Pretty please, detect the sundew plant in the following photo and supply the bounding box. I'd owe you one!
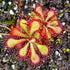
[1,5,62,65]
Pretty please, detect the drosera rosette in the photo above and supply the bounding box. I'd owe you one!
[31,5,62,40]
[6,19,49,65]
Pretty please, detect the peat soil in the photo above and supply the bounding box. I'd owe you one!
[0,0,70,70]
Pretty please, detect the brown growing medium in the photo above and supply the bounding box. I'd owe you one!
[19,0,22,17]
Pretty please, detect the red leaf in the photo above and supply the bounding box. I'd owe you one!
[29,20,41,36]
[45,10,55,22]
[10,27,28,38]
[41,26,51,40]
[30,43,40,64]
[6,38,26,49]
[19,42,29,58]
[35,5,44,20]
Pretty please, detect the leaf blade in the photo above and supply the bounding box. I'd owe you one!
[35,43,48,55]
[30,43,40,64]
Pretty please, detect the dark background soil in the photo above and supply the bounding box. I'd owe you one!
[0,0,70,70]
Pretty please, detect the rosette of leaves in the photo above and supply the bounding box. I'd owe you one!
[6,19,49,65]
[31,5,62,40]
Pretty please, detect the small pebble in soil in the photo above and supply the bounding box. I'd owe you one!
[0,9,1,11]
[36,0,38,3]
[55,51,60,56]
[14,5,18,10]
[0,35,2,38]
[9,10,14,15]
[24,5,28,9]
[28,13,31,16]
[2,1,5,6]
[11,64,15,69]
[32,4,36,8]
[4,11,8,13]
[8,1,12,5]
[66,1,69,4]
[3,57,7,62]
[60,10,63,12]
[62,22,65,26]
